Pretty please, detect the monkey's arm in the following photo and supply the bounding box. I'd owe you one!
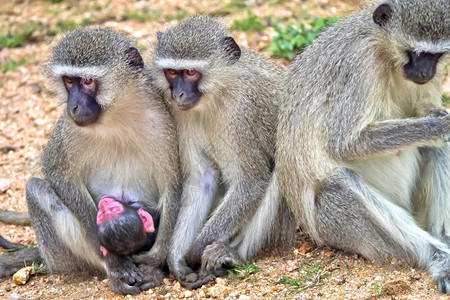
[0,210,30,226]
[327,115,450,161]
[184,174,267,269]
[29,175,144,295]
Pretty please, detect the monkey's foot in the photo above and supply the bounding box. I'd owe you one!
[430,250,450,294]
[137,264,165,291]
[201,241,244,274]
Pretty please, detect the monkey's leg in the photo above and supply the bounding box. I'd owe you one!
[317,169,450,293]
[26,178,101,274]
[414,144,450,241]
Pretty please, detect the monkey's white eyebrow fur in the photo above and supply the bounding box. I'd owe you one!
[51,65,109,78]
[413,40,450,53]
[154,58,209,70]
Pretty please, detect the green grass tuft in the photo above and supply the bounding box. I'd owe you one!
[269,16,340,60]
[443,94,450,106]
[0,57,33,72]
[228,262,261,281]
[372,283,384,296]
[123,9,159,23]
[276,262,330,295]
[231,10,267,32]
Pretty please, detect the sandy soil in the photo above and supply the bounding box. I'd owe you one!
[1,0,449,299]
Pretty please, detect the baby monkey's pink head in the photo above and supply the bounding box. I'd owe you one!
[97,195,155,256]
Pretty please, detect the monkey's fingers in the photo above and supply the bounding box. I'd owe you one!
[138,265,165,291]
[180,273,216,290]
[201,241,244,273]
[110,263,143,285]
[109,278,141,295]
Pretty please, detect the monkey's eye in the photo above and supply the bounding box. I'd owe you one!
[84,78,93,85]
[168,69,177,75]
[185,69,196,76]
[63,76,73,84]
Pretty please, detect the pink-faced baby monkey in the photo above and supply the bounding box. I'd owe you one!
[97,196,156,257]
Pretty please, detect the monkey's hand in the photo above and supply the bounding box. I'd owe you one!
[167,256,194,281]
[167,255,215,289]
[136,264,165,291]
[133,243,166,267]
[106,255,143,295]
[417,102,448,118]
[201,241,244,275]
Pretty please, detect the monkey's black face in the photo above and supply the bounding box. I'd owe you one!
[164,69,202,110]
[403,51,444,85]
[63,76,101,126]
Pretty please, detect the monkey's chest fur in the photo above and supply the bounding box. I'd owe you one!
[347,87,432,211]
[348,149,421,211]
[69,114,167,212]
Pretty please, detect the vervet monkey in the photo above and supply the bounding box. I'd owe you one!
[276,0,450,293]
[0,27,181,295]
[152,15,295,289]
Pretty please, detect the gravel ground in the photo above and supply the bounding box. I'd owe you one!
[1,0,450,299]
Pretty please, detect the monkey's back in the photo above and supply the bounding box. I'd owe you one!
[277,10,376,190]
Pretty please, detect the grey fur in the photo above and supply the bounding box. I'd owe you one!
[276,0,450,294]
[0,27,181,294]
[152,15,295,288]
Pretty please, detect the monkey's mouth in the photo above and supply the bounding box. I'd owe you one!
[174,99,201,111]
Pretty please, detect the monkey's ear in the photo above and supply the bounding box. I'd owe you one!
[221,36,241,65]
[125,47,144,69]
[157,31,164,41]
[100,246,108,256]
[137,209,155,233]
[373,3,392,26]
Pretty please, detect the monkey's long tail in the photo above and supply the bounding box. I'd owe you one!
[0,209,30,226]
[0,247,41,277]
[234,170,296,260]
